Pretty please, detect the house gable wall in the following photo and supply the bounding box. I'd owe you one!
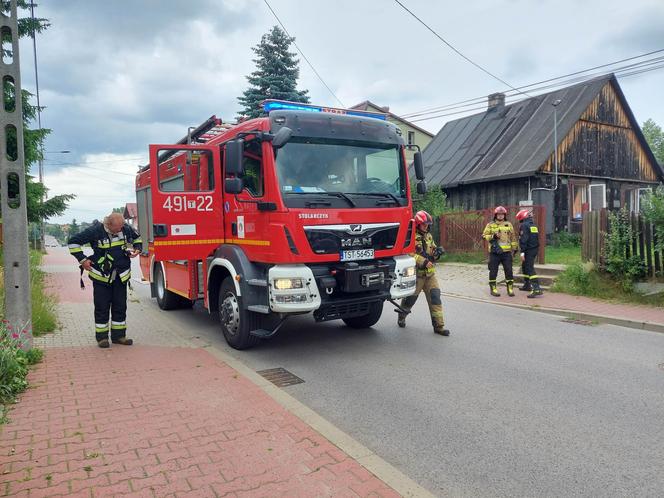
[541,82,659,183]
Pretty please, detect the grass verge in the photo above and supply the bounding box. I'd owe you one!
[0,322,44,424]
[551,263,664,307]
[0,250,58,336]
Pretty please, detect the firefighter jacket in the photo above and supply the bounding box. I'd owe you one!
[482,220,518,253]
[68,221,142,285]
[411,231,440,276]
[519,218,540,252]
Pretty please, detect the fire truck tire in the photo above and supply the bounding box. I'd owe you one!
[342,301,383,329]
[154,264,180,310]
[218,277,259,350]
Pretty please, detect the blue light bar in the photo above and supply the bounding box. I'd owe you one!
[262,99,387,121]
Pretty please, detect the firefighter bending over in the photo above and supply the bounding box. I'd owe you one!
[482,206,518,297]
[397,210,450,336]
[68,213,142,348]
[516,209,543,298]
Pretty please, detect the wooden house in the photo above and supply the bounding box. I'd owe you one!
[422,74,664,233]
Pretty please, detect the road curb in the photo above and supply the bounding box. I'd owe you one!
[442,292,664,334]
[198,341,436,498]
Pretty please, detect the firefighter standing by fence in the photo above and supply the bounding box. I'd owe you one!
[68,212,142,348]
[516,209,543,298]
[397,210,450,336]
[482,206,518,297]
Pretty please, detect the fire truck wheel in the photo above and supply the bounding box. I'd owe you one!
[218,277,259,350]
[154,264,180,310]
[342,301,384,329]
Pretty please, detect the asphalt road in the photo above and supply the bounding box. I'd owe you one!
[132,279,664,497]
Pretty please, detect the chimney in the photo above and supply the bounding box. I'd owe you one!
[488,92,505,111]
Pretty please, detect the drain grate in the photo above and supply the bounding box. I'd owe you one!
[561,317,596,326]
[257,367,304,387]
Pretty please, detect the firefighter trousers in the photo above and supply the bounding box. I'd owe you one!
[399,274,444,331]
[488,251,514,285]
[93,277,128,342]
[521,249,540,289]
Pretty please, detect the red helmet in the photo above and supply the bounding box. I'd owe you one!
[494,206,507,215]
[414,210,433,230]
[516,209,531,222]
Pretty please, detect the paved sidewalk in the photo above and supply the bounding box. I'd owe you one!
[439,263,664,332]
[0,249,410,497]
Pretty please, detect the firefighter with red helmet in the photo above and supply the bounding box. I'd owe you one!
[397,210,450,336]
[516,209,543,298]
[482,206,518,297]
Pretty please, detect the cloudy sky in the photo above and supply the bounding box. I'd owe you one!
[17,0,664,224]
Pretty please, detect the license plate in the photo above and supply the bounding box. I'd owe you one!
[340,249,374,261]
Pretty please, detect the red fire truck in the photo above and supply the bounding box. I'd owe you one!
[135,100,427,349]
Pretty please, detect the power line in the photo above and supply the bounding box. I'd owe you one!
[408,61,664,123]
[262,0,345,107]
[393,0,529,98]
[44,156,144,164]
[401,48,664,119]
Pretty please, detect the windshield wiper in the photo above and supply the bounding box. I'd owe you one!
[357,192,402,205]
[326,192,357,207]
[286,191,356,207]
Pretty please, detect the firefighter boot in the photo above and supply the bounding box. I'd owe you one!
[489,282,500,297]
[397,313,406,328]
[434,327,450,336]
[112,337,134,345]
[97,339,110,349]
[527,279,543,298]
[506,280,515,297]
[519,280,532,291]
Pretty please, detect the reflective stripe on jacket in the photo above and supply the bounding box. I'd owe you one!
[68,221,142,284]
[482,221,518,252]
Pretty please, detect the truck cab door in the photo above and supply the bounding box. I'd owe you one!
[149,144,223,261]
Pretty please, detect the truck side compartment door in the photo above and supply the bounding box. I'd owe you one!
[149,144,223,261]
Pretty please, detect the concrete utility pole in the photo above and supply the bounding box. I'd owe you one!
[1,0,33,348]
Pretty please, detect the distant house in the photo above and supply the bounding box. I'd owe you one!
[422,74,664,233]
[350,101,434,163]
[124,202,138,229]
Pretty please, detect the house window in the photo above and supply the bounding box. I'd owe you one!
[571,184,587,221]
[626,187,652,212]
[589,184,606,211]
[407,131,415,146]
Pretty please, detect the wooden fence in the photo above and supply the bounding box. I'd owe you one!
[582,209,663,278]
[439,205,546,263]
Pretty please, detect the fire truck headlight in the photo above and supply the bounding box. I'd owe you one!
[274,277,304,290]
[403,265,416,278]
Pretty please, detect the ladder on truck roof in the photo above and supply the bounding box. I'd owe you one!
[140,115,234,171]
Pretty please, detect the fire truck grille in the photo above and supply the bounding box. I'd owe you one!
[313,301,372,322]
[305,225,399,255]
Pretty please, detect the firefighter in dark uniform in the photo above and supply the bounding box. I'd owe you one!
[482,206,518,297]
[397,210,450,336]
[516,209,543,298]
[68,212,142,348]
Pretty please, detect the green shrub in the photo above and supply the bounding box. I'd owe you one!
[1,322,43,422]
[550,231,581,248]
[552,263,598,295]
[603,209,645,292]
[641,185,664,251]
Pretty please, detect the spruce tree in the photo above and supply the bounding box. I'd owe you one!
[237,26,309,119]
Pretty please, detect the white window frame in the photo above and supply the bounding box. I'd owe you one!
[589,184,606,211]
[407,130,415,146]
[634,187,652,212]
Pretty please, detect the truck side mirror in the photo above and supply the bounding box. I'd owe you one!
[225,177,244,194]
[271,126,292,149]
[225,139,244,176]
[417,181,427,195]
[413,151,425,180]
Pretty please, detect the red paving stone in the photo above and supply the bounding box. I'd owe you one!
[0,346,400,497]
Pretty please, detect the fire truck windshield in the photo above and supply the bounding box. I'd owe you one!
[275,138,406,207]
